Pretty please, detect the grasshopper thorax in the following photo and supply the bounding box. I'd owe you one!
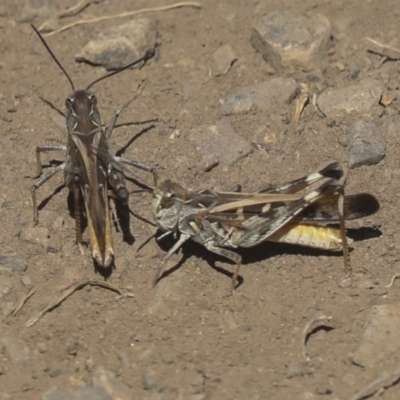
[152,181,187,232]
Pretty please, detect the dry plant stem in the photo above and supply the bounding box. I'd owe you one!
[26,281,121,327]
[37,0,96,32]
[313,95,326,117]
[12,287,37,317]
[293,83,308,124]
[365,37,400,60]
[379,56,388,66]
[43,2,202,37]
[351,368,400,400]
[3,287,37,321]
[385,273,400,288]
[301,315,333,361]
[57,0,93,18]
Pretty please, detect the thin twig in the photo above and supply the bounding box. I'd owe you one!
[43,2,202,37]
[385,273,400,288]
[365,37,400,61]
[351,368,400,400]
[37,0,97,32]
[26,280,121,327]
[3,287,37,321]
[58,0,93,18]
[301,314,333,361]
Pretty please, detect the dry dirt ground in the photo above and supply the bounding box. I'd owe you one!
[1,0,400,399]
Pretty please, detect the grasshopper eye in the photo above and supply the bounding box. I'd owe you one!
[65,97,74,108]
[88,94,97,105]
[160,190,176,209]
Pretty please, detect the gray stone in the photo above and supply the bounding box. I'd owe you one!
[370,285,388,296]
[21,275,32,286]
[353,302,400,367]
[1,302,14,317]
[41,387,68,400]
[286,362,310,378]
[92,367,131,399]
[219,78,299,115]
[211,44,237,76]
[251,11,331,73]
[0,337,29,364]
[47,361,68,378]
[20,226,50,247]
[37,342,47,354]
[0,275,13,299]
[189,118,253,170]
[18,0,55,22]
[348,120,385,168]
[36,210,60,230]
[0,253,27,273]
[142,368,157,390]
[42,386,112,400]
[51,216,65,232]
[317,81,382,116]
[71,387,112,400]
[76,18,157,70]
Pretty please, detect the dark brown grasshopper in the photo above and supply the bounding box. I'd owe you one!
[31,25,157,268]
[152,162,379,289]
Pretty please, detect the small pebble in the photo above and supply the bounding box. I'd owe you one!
[348,120,386,168]
[21,275,32,286]
[211,44,237,75]
[0,253,27,273]
[76,18,157,70]
[20,227,49,246]
[317,81,382,116]
[251,11,331,72]
[370,285,388,296]
[37,342,47,354]
[339,277,352,288]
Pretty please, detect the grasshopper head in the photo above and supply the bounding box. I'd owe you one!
[152,180,187,232]
[66,90,102,134]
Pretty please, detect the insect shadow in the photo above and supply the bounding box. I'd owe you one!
[241,226,382,266]
[154,232,245,287]
[154,226,382,288]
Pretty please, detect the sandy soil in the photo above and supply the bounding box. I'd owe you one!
[0,0,399,399]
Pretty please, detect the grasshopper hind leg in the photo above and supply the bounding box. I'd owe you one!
[72,183,84,245]
[337,185,350,274]
[204,243,242,291]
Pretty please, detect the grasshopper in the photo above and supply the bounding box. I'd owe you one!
[152,162,379,289]
[31,25,157,268]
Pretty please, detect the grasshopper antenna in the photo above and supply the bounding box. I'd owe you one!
[86,49,155,91]
[31,24,75,91]
[31,23,154,93]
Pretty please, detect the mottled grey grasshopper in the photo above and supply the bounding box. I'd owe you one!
[152,162,379,289]
[31,25,157,268]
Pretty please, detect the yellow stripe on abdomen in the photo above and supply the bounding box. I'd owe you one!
[268,224,345,251]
